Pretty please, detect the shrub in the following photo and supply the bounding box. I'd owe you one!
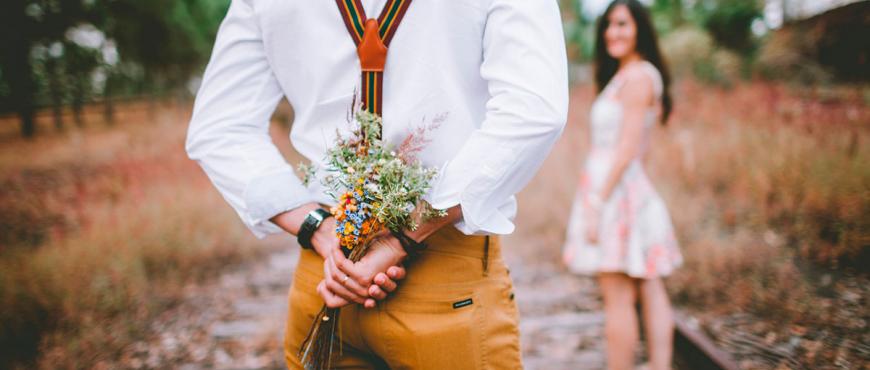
[755,29,833,84]
[701,0,762,52]
[662,26,743,86]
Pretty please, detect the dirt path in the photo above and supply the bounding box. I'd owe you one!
[133,240,608,369]
[124,248,294,369]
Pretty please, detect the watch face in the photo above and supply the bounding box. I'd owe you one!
[310,211,324,223]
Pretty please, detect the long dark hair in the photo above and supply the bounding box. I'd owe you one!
[594,0,673,124]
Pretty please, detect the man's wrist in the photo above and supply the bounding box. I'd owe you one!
[391,229,427,259]
[383,236,409,262]
[269,202,320,235]
[404,205,462,242]
[311,223,338,258]
[298,208,332,250]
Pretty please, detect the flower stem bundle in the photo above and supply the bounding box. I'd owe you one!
[297,107,445,369]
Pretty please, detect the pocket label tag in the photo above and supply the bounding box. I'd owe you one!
[452,298,473,309]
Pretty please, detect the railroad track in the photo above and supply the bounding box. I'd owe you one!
[673,312,740,370]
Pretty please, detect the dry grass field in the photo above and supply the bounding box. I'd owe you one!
[0,100,298,368]
[508,79,869,368]
[0,78,867,368]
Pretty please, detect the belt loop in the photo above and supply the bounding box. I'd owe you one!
[482,236,490,276]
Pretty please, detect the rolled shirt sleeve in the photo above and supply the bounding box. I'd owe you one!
[427,0,569,235]
[185,0,315,239]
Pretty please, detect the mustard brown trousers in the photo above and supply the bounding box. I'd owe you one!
[283,226,523,369]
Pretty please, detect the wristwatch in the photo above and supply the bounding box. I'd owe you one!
[297,208,332,250]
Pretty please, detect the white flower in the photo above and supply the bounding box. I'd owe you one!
[48,42,64,58]
[65,24,105,50]
[101,40,119,66]
[346,167,355,173]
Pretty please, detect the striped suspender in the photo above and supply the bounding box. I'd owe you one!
[335,0,413,116]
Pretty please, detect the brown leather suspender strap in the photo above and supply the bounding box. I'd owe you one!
[335,0,413,116]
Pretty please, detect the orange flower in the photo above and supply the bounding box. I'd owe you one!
[343,236,358,249]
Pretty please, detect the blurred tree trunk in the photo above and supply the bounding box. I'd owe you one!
[12,60,36,138]
[145,71,157,120]
[72,78,85,127]
[103,74,115,125]
[2,0,36,138]
[47,58,65,131]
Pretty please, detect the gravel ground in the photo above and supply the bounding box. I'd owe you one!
[120,238,616,370]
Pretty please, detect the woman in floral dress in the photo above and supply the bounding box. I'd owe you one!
[562,1,683,369]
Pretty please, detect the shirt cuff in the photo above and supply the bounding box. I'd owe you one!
[426,163,517,236]
[243,168,315,239]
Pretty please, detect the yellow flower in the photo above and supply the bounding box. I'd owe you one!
[343,223,355,235]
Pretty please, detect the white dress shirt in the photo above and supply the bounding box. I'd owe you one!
[186,0,569,239]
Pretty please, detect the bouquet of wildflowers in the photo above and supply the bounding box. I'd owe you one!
[297,104,445,369]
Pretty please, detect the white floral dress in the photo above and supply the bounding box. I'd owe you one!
[562,61,683,279]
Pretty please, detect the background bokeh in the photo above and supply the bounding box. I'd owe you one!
[1,0,867,369]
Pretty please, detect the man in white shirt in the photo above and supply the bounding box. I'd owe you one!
[186,0,568,368]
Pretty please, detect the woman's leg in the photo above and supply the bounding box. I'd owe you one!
[638,278,674,370]
[598,273,639,370]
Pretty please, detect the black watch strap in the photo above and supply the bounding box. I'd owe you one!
[298,208,332,250]
[390,229,427,258]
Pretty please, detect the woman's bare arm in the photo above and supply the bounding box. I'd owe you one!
[596,68,655,202]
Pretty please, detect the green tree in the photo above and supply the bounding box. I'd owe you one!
[0,0,94,137]
[700,0,762,52]
[0,0,40,138]
[652,0,687,31]
[98,0,229,97]
[0,0,230,137]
